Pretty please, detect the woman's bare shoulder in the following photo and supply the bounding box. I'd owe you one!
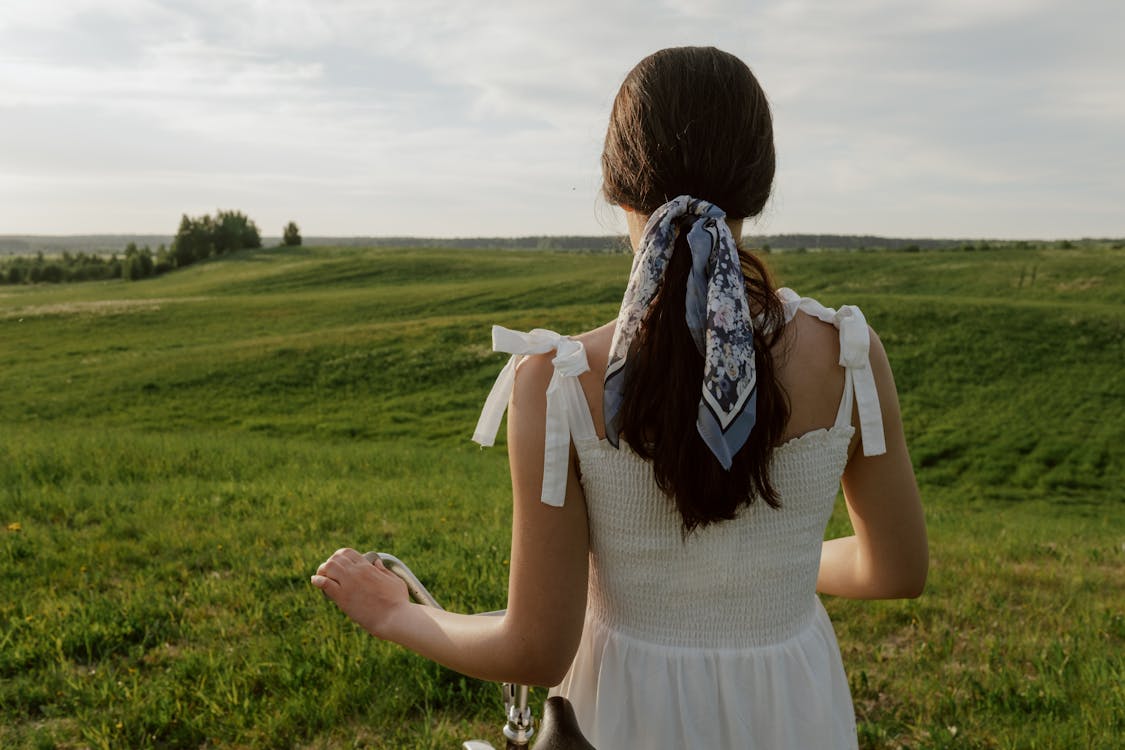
[568,323,615,439]
[776,309,847,440]
[571,322,615,376]
[787,308,841,360]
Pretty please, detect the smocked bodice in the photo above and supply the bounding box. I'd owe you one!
[574,426,852,649]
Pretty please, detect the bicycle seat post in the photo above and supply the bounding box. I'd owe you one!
[501,682,534,747]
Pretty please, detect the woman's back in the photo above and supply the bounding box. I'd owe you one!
[549,291,874,747]
[567,293,856,641]
[576,423,852,647]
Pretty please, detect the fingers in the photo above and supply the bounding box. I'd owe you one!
[316,548,362,574]
[312,548,376,592]
[334,547,367,563]
[310,573,338,592]
[311,548,411,638]
[323,548,365,570]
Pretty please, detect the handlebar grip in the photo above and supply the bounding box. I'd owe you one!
[363,551,445,609]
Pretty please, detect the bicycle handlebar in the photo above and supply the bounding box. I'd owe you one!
[362,551,546,748]
[363,551,445,609]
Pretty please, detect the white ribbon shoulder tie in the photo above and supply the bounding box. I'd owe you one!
[777,289,886,457]
[834,305,886,456]
[472,325,591,506]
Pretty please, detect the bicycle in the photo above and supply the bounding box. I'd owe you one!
[364,552,595,750]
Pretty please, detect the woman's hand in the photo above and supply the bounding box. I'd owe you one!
[311,548,410,637]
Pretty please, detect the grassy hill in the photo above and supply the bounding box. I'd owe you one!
[1,244,1122,748]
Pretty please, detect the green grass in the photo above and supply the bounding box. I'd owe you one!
[1,244,1122,749]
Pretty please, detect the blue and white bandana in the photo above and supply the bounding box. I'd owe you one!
[604,195,757,470]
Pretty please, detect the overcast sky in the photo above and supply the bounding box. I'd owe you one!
[2,0,1122,239]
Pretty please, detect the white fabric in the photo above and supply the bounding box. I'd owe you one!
[474,293,883,748]
[776,288,886,456]
[553,429,859,748]
[473,325,594,506]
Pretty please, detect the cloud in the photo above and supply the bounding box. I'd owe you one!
[0,0,1121,237]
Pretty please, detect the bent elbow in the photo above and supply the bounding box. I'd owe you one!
[892,555,929,599]
[871,573,925,600]
[898,573,926,599]
[530,663,571,689]
[506,656,571,689]
[883,533,928,599]
[497,625,577,688]
[517,645,577,687]
[865,554,927,599]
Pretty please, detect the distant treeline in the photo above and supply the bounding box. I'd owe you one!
[1,250,129,285]
[0,240,202,285]
[1,230,1118,286]
[744,236,1118,253]
[0,235,175,256]
[272,234,1123,253]
[0,210,278,285]
[5,232,1119,258]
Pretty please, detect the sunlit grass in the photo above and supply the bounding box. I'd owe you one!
[1,243,1122,748]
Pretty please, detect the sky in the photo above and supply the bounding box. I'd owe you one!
[1,0,1122,240]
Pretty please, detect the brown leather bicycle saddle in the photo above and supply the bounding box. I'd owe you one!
[533,697,595,750]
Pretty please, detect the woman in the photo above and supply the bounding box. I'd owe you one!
[312,46,927,747]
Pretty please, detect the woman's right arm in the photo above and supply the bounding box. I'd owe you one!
[311,351,589,687]
[817,328,928,599]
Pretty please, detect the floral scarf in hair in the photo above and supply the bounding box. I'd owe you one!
[604,195,757,470]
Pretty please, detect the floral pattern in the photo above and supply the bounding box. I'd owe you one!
[604,196,758,469]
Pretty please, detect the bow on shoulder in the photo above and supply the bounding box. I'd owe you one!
[473,326,590,506]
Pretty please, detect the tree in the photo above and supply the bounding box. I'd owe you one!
[282,221,302,247]
[40,263,64,283]
[137,247,154,278]
[123,243,155,281]
[169,210,262,271]
[123,254,140,281]
[170,214,214,267]
[213,210,262,254]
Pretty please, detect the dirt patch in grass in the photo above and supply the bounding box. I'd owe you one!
[3,297,209,319]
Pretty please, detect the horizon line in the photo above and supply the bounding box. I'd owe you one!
[2,231,1122,243]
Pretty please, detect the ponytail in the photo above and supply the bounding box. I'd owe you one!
[616,221,789,532]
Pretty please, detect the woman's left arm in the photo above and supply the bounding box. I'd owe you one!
[311,352,590,687]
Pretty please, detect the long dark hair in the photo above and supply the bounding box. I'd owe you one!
[602,47,788,532]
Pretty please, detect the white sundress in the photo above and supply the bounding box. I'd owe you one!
[473,289,885,749]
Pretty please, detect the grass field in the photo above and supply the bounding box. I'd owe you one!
[1,243,1122,749]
